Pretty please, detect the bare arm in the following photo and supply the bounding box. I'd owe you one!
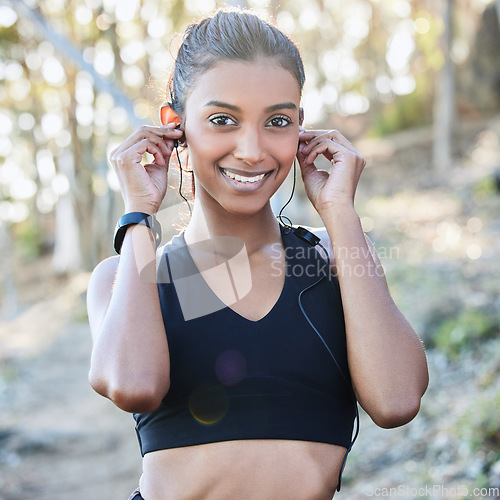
[87,225,170,413]
[314,215,428,428]
[87,123,182,413]
[297,128,428,428]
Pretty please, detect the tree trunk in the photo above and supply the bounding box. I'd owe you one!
[51,149,82,273]
[496,0,500,31]
[432,0,456,171]
[0,222,19,319]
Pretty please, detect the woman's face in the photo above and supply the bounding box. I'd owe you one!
[182,58,301,216]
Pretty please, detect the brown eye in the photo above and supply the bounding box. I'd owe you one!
[209,115,236,126]
[267,116,291,128]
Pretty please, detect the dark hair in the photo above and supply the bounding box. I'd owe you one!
[167,8,305,115]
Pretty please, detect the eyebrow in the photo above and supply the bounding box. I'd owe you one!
[204,100,297,113]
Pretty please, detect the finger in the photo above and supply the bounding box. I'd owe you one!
[113,132,173,165]
[301,132,354,157]
[142,142,169,167]
[297,156,319,177]
[137,132,173,160]
[116,139,167,168]
[144,162,169,180]
[134,122,180,136]
[140,128,181,156]
[304,140,351,165]
[298,129,327,142]
[144,124,184,138]
[298,129,331,147]
[301,130,358,156]
[298,130,332,155]
[296,148,326,178]
[296,158,330,197]
[113,125,182,157]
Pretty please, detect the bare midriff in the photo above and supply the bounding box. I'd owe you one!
[139,439,346,500]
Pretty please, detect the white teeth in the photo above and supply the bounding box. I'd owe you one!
[222,169,266,183]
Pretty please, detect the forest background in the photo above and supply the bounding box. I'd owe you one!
[0,0,499,498]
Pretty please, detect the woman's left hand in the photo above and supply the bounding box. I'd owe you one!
[296,128,366,215]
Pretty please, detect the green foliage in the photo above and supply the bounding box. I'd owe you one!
[433,308,498,359]
[456,386,500,461]
[12,219,44,260]
[473,175,497,200]
[453,340,500,484]
[0,360,22,385]
[0,25,19,47]
[369,85,431,137]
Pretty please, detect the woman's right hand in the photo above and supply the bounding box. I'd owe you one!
[109,124,183,215]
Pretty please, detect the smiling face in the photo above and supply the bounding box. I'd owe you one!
[182,58,301,217]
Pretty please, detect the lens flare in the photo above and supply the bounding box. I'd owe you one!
[189,385,229,426]
[215,349,247,386]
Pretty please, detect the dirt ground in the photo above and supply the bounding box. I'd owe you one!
[0,269,142,500]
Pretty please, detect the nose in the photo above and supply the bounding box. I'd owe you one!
[233,127,266,166]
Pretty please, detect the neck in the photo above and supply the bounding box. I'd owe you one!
[184,195,282,257]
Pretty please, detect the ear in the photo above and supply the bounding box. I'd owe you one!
[299,107,304,126]
[160,103,181,127]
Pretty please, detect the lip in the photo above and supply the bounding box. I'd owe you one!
[219,166,273,192]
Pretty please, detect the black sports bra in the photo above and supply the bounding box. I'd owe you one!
[134,223,356,456]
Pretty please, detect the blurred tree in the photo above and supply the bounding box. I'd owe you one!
[0,221,18,318]
[432,0,456,171]
[460,3,500,114]
[9,0,144,271]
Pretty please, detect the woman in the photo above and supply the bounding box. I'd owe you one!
[87,8,428,500]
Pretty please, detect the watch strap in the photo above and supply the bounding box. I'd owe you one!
[113,212,162,254]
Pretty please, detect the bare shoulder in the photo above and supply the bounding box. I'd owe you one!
[87,256,120,340]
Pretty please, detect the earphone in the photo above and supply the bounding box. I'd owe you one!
[160,104,192,215]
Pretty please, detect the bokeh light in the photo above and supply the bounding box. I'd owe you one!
[0,5,18,27]
[189,385,229,425]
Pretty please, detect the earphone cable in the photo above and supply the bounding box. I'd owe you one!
[175,145,192,217]
[297,240,360,492]
[276,159,297,232]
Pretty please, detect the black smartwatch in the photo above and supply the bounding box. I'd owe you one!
[113,212,162,254]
